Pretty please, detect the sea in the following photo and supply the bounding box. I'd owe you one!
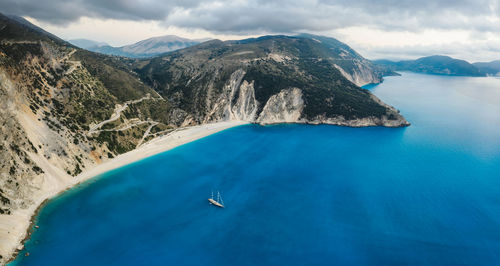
[11,72,500,265]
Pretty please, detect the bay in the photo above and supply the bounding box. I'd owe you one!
[12,72,500,265]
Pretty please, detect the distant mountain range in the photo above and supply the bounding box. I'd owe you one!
[69,35,208,58]
[375,55,489,77]
[472,60,500,76]
[68,39,108,49]
[70,38,500,77]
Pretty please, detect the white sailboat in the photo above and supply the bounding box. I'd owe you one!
[208,190,225,208]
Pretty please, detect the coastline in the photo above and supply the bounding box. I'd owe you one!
[0,120,248,265]
[0,117,407,265]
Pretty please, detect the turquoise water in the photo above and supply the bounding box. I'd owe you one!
[12,72,500,265]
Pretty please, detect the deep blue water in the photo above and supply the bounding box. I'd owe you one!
[11,72,500,265]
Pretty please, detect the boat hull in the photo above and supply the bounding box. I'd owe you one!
[208,198,224,208]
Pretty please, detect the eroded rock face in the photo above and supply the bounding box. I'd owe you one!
[203,69,303,124]
[204,69,256,122]
[257,88,304,124]
[230,80,258,121]
[334,63,383,87]
[201,69,409,127]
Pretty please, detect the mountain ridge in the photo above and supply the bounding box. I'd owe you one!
[473,60,500,76]
[375,55,486,76]
[72,35,205,58]
[132,34,408,126]
[68,39,108,49]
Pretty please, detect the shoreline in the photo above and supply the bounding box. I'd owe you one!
[0,118,406,265]
[1,120,248,265]
[6,199,48,265]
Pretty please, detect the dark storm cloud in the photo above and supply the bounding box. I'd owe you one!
[1,0,499,33]
[0,0,208,23]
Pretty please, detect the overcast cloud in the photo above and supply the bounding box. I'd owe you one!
[2,0,500,61]
[2,0,499,33]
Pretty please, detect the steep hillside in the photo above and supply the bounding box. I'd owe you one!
[376,55,485,76]
[473,60,500,76]
[0,12,180,231]
[133,36,408,126]
[298,34,397,86]
[84,35,202,58]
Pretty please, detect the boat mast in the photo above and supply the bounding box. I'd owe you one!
[218,191,224,205]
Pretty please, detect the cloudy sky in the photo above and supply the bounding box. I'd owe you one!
[2,0,500,61]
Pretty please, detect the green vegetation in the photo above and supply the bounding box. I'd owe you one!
[375,55,486,76]
[473,60,500,75]
[135,35,394,121]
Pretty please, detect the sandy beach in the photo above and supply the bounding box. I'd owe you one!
[0,120,247,265]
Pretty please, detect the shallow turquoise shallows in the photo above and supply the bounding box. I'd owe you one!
[11,72,500,265]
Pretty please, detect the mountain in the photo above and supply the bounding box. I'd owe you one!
[3,15,64,43]
[68,39,108,49]
[297,34,398,86]
[83,35,204,58]
[375,55,486,76]
[0,13,408,263]
[473,60,500,76]
[132,35,408,126]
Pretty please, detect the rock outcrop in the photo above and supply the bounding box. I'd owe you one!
[334,63,382,87]
[257,88,304,124]
[190,66,407,127]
